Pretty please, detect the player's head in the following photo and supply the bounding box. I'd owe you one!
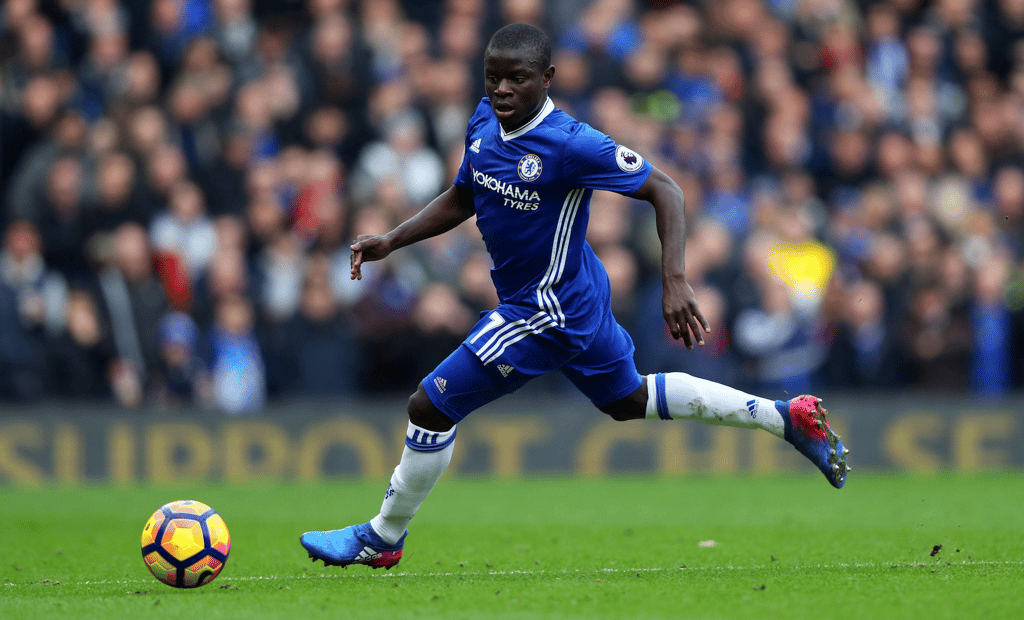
[483,23,554,130]
[486,23,552,70]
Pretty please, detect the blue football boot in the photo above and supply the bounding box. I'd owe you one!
[777,395,850,488]
[300,523,405,569]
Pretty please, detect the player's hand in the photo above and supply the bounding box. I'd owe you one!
[662,276,710,349]
[350,235,394,280]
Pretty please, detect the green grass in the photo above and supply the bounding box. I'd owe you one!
[2,473,1024,619]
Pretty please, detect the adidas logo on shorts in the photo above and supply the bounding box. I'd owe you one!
[497,364,513,377]
[434,377,447,393]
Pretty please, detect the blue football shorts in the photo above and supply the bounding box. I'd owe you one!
[423,305,643,423]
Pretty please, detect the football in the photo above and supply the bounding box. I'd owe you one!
[141,500,231,588]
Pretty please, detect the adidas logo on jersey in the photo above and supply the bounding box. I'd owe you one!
[746,399,758,419]
[497,364,513,377]
[470,138,481,153]
[434,376,447,393]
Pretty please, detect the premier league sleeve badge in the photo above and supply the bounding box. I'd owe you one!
[615,145,644,173]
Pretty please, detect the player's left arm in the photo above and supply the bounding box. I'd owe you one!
[629,167,710,349]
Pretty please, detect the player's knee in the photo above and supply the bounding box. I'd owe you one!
[598,399,645,421]
[601,407,636,422]
[598,383,647,421]
[407,385,455,432]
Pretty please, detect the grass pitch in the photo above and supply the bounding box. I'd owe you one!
[2,473,1023,619]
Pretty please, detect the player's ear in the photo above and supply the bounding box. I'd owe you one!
[542,65,555,88]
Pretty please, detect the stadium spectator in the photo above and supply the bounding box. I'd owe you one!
[5,112,89,226]
[208,292,265,413]
[1012,259,1024,387]
[0,276,45,401]
[87,151,142,237]
[820,279,900,389]
[156,310,205,406]
[0,220,68,337]
[270,265,361,397]
[38,155,91,281]
[972,255,1014,395]
[351,110,445,207]
[2,77,71,221]
[734,278,825,395]
[149,180,218,277]
[46,288,116,400]
[95,222,170,399]
[899,279,973,391]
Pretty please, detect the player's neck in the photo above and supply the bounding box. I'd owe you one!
[500,97,549,134]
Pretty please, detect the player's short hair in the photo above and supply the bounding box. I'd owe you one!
[485,23,552,70]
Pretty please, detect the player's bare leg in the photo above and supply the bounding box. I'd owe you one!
[601,374,849,488]
[300,386,455,569]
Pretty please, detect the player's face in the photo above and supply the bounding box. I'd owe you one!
[483,48,554,130]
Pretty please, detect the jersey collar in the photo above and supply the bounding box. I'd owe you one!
[499,97,554,142]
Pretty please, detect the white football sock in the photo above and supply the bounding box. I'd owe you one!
[645,373,784,437]
[370,422,456,545]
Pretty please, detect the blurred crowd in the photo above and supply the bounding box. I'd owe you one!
[2,0,1024,412]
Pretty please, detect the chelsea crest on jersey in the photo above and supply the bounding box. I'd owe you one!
[454,96,652,344]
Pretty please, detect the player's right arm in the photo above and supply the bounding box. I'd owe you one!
[350,184,475,280]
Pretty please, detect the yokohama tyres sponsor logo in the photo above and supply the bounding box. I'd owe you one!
[472,169,541,211]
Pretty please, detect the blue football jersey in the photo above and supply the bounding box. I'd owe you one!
[454,97,652,350]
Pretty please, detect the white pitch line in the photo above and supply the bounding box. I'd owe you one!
[4,560,1023,589]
